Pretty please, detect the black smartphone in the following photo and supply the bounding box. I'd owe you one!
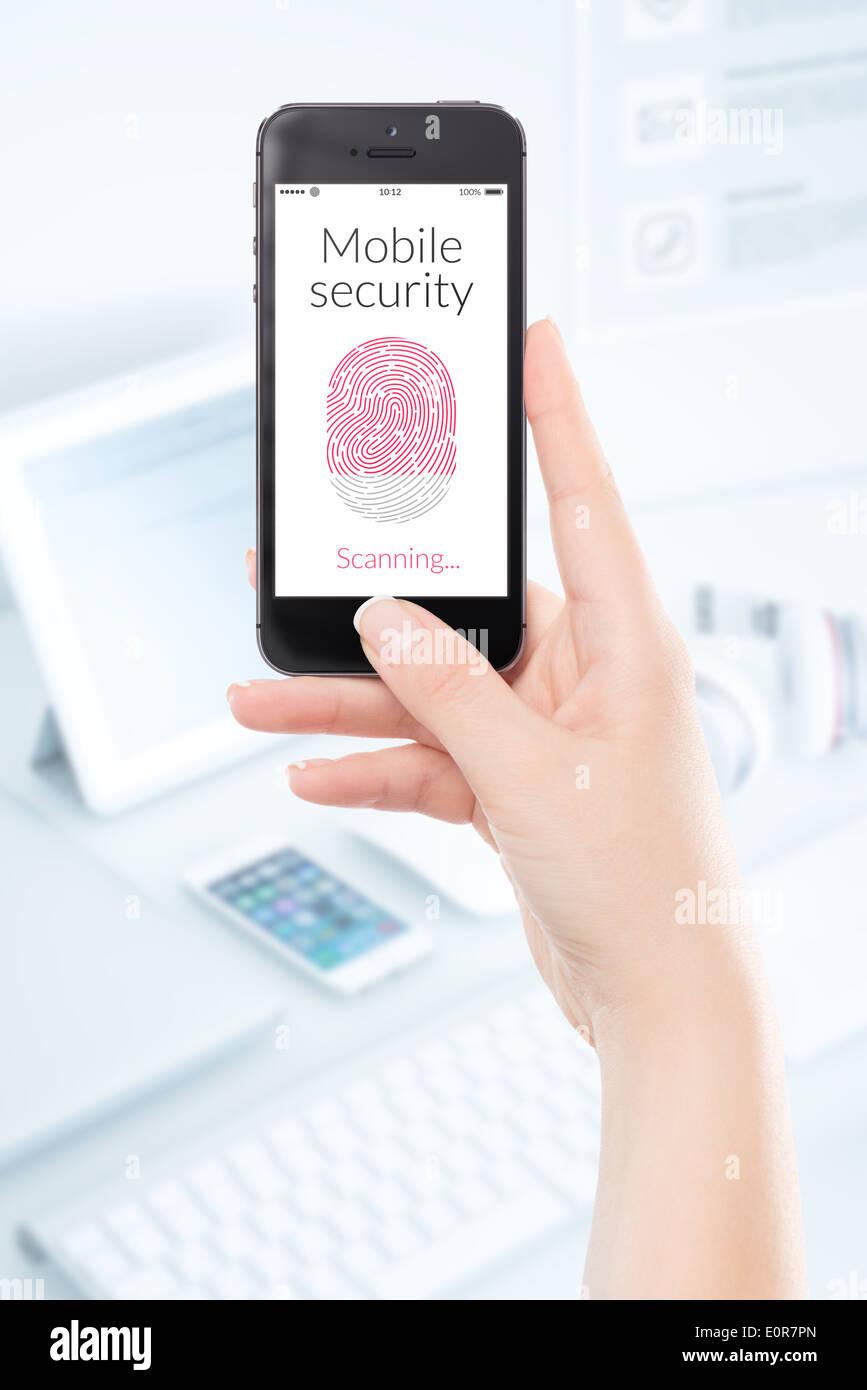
[255,102,525,675]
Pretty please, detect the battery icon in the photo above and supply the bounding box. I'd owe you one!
[484,187,504,195]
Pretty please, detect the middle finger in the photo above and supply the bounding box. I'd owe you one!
[227,674,437,744]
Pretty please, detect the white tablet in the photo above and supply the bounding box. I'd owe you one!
[0,343,273,813]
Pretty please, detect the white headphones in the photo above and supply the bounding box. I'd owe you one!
[690,586,867,795]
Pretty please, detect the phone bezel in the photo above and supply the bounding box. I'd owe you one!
[255,102,526,675]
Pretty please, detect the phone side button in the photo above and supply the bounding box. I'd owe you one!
[253,284,257,304]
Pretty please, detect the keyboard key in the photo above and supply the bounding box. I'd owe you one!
[227,1139,286,1200]
[415,1197,461,1240]
[437,1101,477,1139]
[299,1263,361,1301]
[377,1219,425,1260]
[451,1022,490,1053]
[306,1098,344,1131]
[249,1199,296,1241]
[340,1239,387,1282]
[354,1103,399,1137]
[461,1049,501,1082]
[248,1244,297,1286]
[372,1186,568,1301]
[315,1122,362,1158]
[288,1180,331,1218]
[106,1204,168,1263]
[327,1159,370,1196]
[61,1225,128,1284]
[573,1156,599,1206]
[327,1200,373,1243]
[274,1141,321,1179]
[172,1241,215,1282]
[440,1142,483,1178]
[489,1004,525,1033]
[149,1180,210,1242]
[288,1222,335,1264]
[418,1041,455,1071]
[387,1086,431,1120]
[364,1140,408,1177]
[213,1219,258,1262]
[401,1120,448,1157]
[187,1159,248,1220]
[380,1060,418,1089]
[474,1121,520,1159]
[344,1079,384,1114]
[114,1263,180,1300]
[266,1119,305,1158]
[452,1178,497,1217]
[487,1159,534,1197]
[365,1180,412,1219]
[208,1265,259,1300]
[426,1068,469,1102]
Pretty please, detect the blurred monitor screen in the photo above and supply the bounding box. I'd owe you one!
[571,2,867,504]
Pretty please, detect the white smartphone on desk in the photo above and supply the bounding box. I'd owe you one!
[186,835,432,995]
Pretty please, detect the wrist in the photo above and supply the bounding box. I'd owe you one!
[590,924,777,1069]
[583,928,806,1300]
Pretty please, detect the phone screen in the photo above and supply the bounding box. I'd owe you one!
[209,847,410,972]
[273,183,508,600]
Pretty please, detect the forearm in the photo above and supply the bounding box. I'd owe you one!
[584,947,808,1300]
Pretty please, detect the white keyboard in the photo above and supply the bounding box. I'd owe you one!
[25,983,600,1301]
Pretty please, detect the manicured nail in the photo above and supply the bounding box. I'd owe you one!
[226,679,269,700]
[352,594,397,634]
[353,595,420,662]
[286,758,332,777]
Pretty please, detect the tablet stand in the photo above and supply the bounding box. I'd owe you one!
[29,707,81,802]
[31,707,65,768]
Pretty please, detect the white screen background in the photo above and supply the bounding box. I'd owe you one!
[274,183,508,597]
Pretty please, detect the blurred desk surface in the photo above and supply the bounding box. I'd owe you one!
[1,604,866,1299]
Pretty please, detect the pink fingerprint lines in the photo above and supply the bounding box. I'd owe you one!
[326,337,456,523]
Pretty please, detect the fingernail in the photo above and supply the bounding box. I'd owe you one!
[352,594,397,635]
[353,595,418,660]
[545,316,563,340]
[226,679,268,700]
[286,758,332,777]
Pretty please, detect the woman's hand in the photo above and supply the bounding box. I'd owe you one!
[229,319,740,1042]
[229,319,807,1297]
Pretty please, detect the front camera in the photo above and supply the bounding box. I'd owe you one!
[385,124,398,137]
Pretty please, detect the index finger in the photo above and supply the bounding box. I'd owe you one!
[524,318,652,609]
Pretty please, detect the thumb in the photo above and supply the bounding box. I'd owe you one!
[353,595,547,799]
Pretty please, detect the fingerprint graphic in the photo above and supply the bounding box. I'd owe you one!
[326,337,456,523]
